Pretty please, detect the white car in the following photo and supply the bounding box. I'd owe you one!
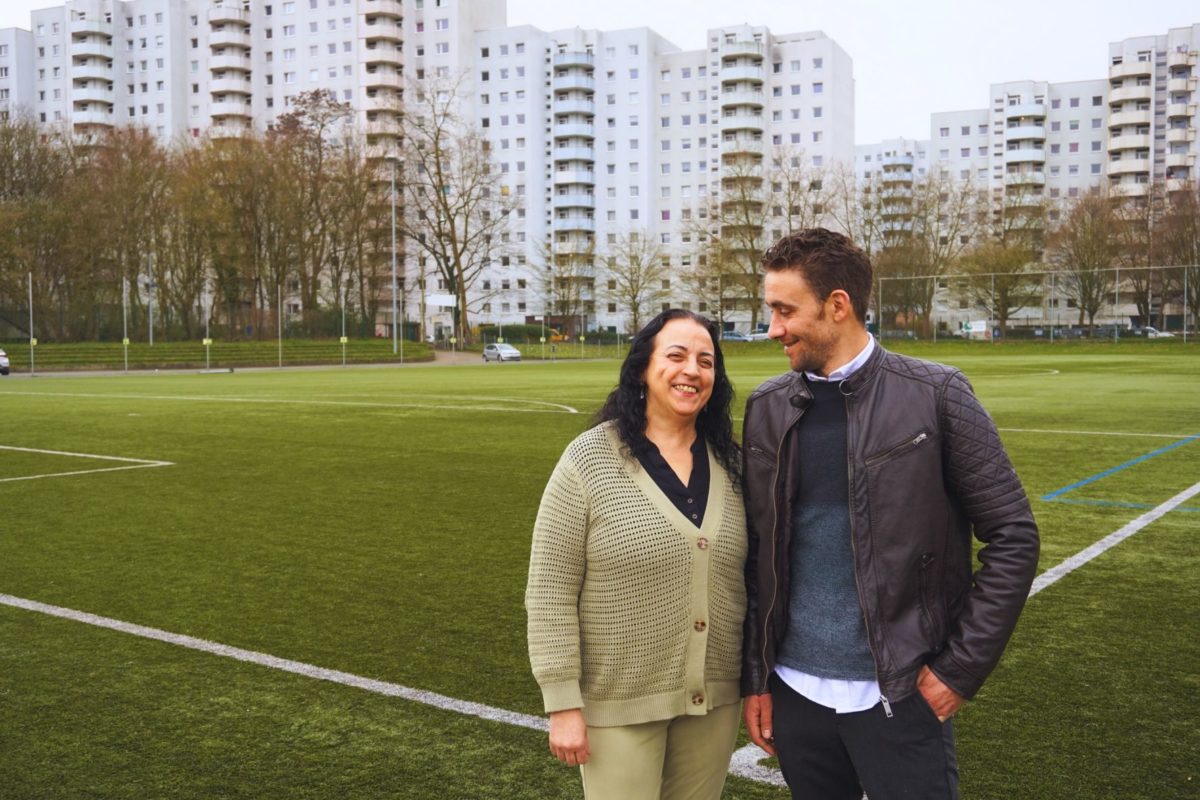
[1141,327,1174,339]
[0,348,9,376]
[482,343,522,362]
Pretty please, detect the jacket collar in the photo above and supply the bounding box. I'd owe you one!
[786,339,886,406]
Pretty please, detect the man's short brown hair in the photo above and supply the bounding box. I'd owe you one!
[761,228,873,323]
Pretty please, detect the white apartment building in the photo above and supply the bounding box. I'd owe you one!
[2,0,857,334]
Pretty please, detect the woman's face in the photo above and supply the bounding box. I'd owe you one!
[642,318,717,426]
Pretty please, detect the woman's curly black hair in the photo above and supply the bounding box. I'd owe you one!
[593,309,742,484]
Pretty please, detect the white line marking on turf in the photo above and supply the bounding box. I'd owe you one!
[1029,480,1200,597]
[0,593,550,733]
[997,427,1190,439]
[0,390,579,415]
[729,744,787,786]
[0,445,174,484]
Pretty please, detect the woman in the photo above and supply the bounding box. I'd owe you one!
[525,309,747,799]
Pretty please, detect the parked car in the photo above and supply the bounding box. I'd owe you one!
[482,343,522,362]
[1139,326,1175,339]
[0,348,9,376]
[720,331,752,342]
[748,331,772,341]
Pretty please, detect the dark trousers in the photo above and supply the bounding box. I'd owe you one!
[770,672,959,800]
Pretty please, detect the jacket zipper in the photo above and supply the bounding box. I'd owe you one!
[759,405,805,694]
[864,431,929,468]
[845,392,893,717]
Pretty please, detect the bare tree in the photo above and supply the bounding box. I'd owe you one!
[1157,183,1200,331]
[604,231,668,333]
[958,238,1040,336]
[534,238,596,337]
[1048,188,1119,329]
[396,76,518,343]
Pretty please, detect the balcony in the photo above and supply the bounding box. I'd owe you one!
[1165,178,1191,192]
[1168,50,1197,68]
[553,193,596,209]
[1003,148,1046,164]
[881,169,913,184]
[364,119,403,137]
[721,111,764,131]
[209,28,252,49]
[70,39,113,59]
[361,0,403,18]
[554,52,595,69]
[208,5,250,25]
[1108,157,1151,175]
[720,65,765,83]
[362,94,401,113]
[1005,191,1046,209]
[1109,60,1153,80]
[1004,102,1046,119]
[362,19,402,41]
[209,122,251,140]
[552,169,596,185]
[72,85,113,104]
[553,98,595,116]
[1166,127,1196,144]
[70,18,114,37]
[361,45,402,66]
[1167,103,1196,119]
[1005,124,1046,140]
[1108,133,1151,151]
[209,55,250,72]
[1167,77,1197,93]
[1110,181,1149,197]
[72,109,114,127]
[553,146,596,162]
[880,187,913,201]
[1109,109,1152,127]
[211,100,252,118]
[73,60,114,80]
[1108,85,1152,104]
[363,69,403,90]
[1166,152,1196,169]
[553,73,596,93]
[553,217,596,232]
[210,77,252,95]
[720,137,764,157]
[1004,171,1046,186]
[881,154,915,168]
[719,40,764,59]
[554,122,595,139]
[719,89,765,109]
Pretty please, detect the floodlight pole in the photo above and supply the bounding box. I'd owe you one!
[1185,267,1189,344]
[341,281,347,368]
[277,283,283,368]
[146,253,155,347]
[122,277,129,374]
[28,271,35,376]
[1114,267,1120,342]
[204,283,211,371]
[391,158,399,357]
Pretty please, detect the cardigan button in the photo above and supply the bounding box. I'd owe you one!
[694,620,707,632]
[692,693,705,705]
[696,537,708,550]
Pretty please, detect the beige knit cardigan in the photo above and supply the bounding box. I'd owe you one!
[525,422,747,728]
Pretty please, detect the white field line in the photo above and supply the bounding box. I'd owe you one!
[1029,479,1200,597]
[0,390,579,415]
[0,444,173,484]
[997,427,1190,439]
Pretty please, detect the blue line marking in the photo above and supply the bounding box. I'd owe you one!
[1041,434,1200,500]
[1045,497,1200,514]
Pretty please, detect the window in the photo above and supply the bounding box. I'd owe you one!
[939,127,950,137]
[960,125,970,135]
[812,57,822,69]
[813,106,822,118]
[435,18,449,30]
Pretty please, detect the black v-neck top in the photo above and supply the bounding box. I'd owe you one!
[637,434,710,528]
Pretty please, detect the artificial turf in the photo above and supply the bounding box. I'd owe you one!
[0,343,1196,798]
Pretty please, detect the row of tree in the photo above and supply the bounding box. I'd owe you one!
[2,85,1199,342]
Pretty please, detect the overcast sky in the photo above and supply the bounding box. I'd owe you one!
[2,0,1196,142]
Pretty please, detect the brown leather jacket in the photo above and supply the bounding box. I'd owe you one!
[740,345,1039,704]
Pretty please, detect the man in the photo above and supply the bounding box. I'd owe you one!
[741,228,1039,799]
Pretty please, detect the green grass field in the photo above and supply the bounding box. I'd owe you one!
[1,345,1197,799]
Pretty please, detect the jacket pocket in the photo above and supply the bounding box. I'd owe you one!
[916,552,945,651]
[865,430,930,468]
[746,443,775,464]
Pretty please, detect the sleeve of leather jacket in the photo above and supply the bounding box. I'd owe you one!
[740,404,767,697]
[930,371,1039,700]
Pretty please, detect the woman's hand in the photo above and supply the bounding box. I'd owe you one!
[548,708,590,766]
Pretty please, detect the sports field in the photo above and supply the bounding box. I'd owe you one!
[1,345,1196,799]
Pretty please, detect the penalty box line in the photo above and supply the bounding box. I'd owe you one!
[0,445,174,484]
[5,483,1194,788]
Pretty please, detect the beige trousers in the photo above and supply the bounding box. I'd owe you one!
[579,701,742,800]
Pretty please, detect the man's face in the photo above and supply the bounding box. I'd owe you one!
[764,269,839,375]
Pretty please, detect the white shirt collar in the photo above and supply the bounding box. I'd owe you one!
[805,335,875,383]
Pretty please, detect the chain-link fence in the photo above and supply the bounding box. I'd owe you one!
[875,264,1198,343]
